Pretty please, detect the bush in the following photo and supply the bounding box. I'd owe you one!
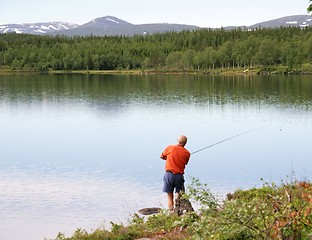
[187,178,312,240]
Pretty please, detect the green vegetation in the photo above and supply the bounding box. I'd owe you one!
[56,178,312,240]
[1,27,312,74]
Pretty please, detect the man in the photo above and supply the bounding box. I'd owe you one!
[160,135,191,211]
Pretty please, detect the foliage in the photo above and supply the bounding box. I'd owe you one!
[55,211,185,240]
[187,179,312,240]
[188,177,220,212]
[56,178,312,240]
[308,0,312,13]
[1,27,312,72]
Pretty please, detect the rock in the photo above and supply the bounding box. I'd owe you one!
[174,194,194,216]
[138,207,162,215]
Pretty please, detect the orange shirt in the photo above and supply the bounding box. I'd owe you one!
[161,145,190,174]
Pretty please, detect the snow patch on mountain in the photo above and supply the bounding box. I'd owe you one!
[286,21,298,24]
[106,18,119,24]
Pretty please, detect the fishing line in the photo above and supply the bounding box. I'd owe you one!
[191,126,268,155]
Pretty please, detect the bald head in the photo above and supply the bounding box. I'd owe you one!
[177,135,188,146]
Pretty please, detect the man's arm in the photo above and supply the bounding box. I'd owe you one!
[160,153,167,160]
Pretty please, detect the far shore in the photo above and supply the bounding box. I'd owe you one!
[1,65,312,76]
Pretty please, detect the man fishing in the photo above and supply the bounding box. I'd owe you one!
[160,135,191,211]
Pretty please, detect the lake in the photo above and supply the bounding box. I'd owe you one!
[0,73,311,240]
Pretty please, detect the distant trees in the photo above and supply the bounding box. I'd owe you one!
[1,26,312,72]
[255,38,280,66]
[308,0,312,13]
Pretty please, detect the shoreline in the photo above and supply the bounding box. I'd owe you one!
[55,180,312,240]
[1,66,312,76]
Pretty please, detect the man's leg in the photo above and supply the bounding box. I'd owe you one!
[167,192,174,210]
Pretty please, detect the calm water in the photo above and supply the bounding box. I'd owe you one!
[0,74,311,240]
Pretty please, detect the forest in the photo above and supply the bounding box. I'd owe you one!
[0,27,312,72]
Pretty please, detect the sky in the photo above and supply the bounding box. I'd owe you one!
[1,0,310,27]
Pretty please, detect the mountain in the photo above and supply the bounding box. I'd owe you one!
[248,15,312,29]
[49,16,200,36]
[0,15,311,36]
[0,22,79,35]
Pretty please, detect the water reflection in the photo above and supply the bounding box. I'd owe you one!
[0,168,164,240]
[0,73,311,239]
[0,74,311,110]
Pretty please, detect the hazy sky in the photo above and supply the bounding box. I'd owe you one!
[2,0,310,27]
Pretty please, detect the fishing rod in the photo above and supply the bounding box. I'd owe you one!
[191,126,267,155]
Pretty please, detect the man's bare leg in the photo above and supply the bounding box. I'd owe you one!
[167,192,174,210]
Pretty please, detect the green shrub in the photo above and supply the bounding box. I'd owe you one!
[187,178,312,240]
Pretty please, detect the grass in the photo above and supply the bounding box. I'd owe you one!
[55,211,191,240]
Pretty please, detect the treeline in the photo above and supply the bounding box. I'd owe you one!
[0,27,312,71]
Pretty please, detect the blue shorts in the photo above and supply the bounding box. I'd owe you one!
[162,171,185,193]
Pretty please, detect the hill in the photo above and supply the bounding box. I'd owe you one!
[49,16,200,36]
